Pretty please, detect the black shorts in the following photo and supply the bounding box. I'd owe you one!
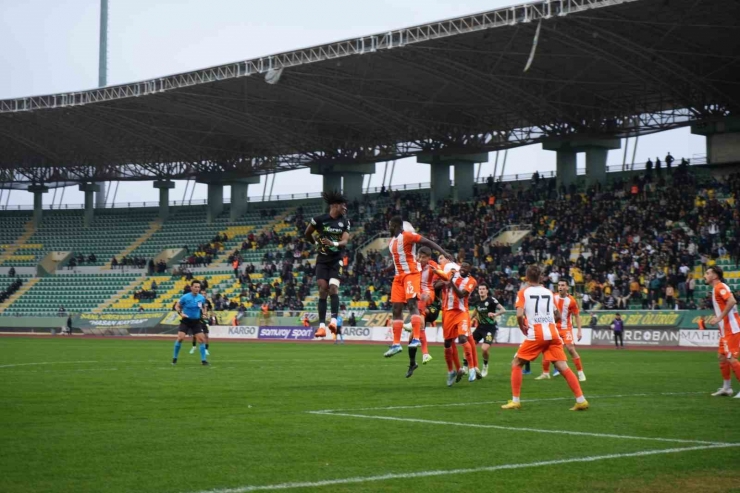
[178,317,204,335]
[425,309,440,324]
[473,325,497,345]
[315,258,342,282]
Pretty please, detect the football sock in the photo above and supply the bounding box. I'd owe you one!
[173,340,182,360]
[420,329,429,354]
[318,298,328,324]
[410,314,423,340]
[462,359,469,367]
[543,361,550,373]
[392,319,403,345]
[444,347,454,371]
[484,359,489,366]
[205,343,209,350]
[199,343,207,361]
[192,338,196,347]
[409,346,418,365]
[730,360,740,381]
[511,365,523,400]
[561,368,585,400]
[469,338,478,369]
[451,342,461,371]
[574,358,583,371]
[463,343,474,371]
[524,361,531,372]
[721,361,731,384]
[330,294,339,319]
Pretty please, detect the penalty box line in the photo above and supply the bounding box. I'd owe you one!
[192,443,740,493]
[310,391,706,414]
[310,411,729,446]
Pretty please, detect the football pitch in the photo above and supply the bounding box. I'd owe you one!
[1,337,739,493]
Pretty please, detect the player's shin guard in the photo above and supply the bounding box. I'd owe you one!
[173,340,182,359]
[451,342,461,371]
[511,365,523,400]
[330,294,339,319]
[410,314,423,340]
[721,360,732,380]
[318,298,328,324]
[420,329,429,355]
[573,357,583,372]
[392,319,403,345]
[199,343,207,361]
[444,346,454,371]
[543,360,551,373]
[561,368,584,399]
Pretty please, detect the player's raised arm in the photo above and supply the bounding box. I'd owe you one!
[418,237,452,261]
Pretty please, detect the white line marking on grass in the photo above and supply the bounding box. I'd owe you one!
[191,443,740,493]
[0,361,100,369]
[313,412,727,445]
[310,391,706,413]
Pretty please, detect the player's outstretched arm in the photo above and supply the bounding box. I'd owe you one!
[418,237,452,260]
[554,307,562,323]
[491,302,505,318]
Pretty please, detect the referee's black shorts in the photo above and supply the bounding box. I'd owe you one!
[178,317,204,335]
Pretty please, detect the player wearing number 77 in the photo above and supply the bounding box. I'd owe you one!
[502,265,589,411]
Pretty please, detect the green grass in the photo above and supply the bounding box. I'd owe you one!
[1,337,739,493]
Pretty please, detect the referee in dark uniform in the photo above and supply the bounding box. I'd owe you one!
[471,284,505,377]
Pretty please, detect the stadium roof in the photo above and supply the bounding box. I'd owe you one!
[0,0,738,189]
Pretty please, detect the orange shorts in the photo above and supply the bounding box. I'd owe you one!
[719,333,740,359]
[559,329,574,345]
[391,273,421,304]
[443,311,470,340]
[516,338,567,362]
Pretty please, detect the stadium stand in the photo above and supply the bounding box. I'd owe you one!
[1,165,739,318]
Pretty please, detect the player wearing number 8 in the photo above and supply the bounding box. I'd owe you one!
[502,265,588,411]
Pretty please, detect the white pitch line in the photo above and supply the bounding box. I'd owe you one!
[314,412,727,445]
[192,443,740,493]
[310,391,706,414]
[0,361,100,369]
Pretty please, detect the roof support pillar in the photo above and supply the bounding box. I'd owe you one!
[28,185,49,227]
[229,176,260,222]
[79,183,101,227]
[206,183,224,224]
[311,163,374,211]
[418,153,487,208]
[544,138,620,189]
[691,117,740,165]
[153,180,175,221]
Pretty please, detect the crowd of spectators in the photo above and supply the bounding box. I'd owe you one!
[0,277,23,303]
[111,255,148,270]
[68,253,97,269]
[324,163,740,311]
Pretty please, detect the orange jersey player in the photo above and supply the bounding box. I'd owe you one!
[502,265,588,411]
[384,216,451,379]
[404,246,440,367]
[704,266,740,398]
[435,258,480,386]
[536,280,586,382]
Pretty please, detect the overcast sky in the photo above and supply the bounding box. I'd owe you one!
[0,0,706,208]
